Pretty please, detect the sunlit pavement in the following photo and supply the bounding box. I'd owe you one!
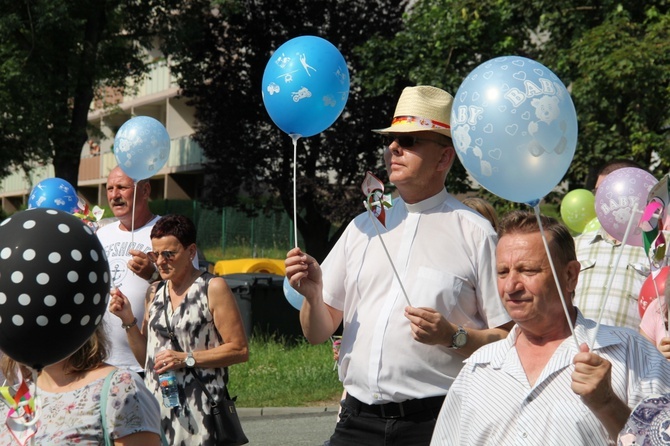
[239,406,339,446]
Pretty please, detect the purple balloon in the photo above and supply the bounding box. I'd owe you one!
[595,167,657,246]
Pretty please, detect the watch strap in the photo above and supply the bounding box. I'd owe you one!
[121,317,137,330]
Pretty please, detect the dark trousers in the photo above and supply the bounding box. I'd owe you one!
[327,394,444,446]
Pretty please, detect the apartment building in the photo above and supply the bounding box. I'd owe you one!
[0,58,205,214]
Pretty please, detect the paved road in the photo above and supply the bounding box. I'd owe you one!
[239,406,339,446]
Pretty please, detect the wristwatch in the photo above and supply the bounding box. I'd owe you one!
[121,317,137,331]
[147,266,160,283]
[185,352,196,368]
[450,326,468,349]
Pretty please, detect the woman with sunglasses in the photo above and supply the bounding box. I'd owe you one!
[109,214,249,445]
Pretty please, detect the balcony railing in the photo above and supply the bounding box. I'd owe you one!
[0,136,204,197]
[124,60,178,100]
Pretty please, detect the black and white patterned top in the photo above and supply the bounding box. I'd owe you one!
[144,273,229,446]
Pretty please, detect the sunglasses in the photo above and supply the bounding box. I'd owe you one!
[383,134,447,148]
[147,249,181,263]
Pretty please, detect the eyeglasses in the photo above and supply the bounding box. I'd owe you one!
[383,134,447,148]
[147,249,180,263]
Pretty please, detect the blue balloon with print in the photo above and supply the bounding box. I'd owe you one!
[262,36,350,138]
[114,116,170,181]
[451,56,578,204]
[28,177,79,214]
[282,276,304,311]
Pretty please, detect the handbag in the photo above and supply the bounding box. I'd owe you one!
[161,277,249,445]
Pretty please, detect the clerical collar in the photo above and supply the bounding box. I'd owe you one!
[404,188,449,214]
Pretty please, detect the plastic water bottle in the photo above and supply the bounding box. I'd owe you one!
[159,370,180,408]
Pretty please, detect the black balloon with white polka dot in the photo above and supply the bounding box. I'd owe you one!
[0,208,110,370]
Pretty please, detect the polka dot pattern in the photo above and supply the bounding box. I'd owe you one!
[0,208,110,369]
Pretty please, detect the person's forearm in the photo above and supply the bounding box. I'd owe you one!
[125,325,148,366]
[300,295,339,345]
[590,396,631,442]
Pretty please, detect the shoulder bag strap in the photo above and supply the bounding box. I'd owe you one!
[100,369,117,446]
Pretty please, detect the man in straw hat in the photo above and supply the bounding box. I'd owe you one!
[431,210,670,445]
[285,85,513,445]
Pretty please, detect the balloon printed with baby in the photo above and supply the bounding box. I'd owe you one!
[595,167,658,247]
[451,56,578,205]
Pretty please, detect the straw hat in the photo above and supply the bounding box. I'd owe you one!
[374,85,453,137]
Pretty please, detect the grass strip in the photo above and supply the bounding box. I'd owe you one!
[227,334,343,407]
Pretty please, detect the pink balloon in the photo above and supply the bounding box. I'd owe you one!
[595,167,658,246]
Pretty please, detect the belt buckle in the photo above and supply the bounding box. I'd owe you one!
[379,402,404,419]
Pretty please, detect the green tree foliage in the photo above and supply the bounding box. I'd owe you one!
[156,0,408,261]
[0,0,155,187]
[563,9,670,188]
[357,0,669,199]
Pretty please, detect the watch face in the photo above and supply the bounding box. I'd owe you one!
[186,356,195,367]
[453,331,467,348]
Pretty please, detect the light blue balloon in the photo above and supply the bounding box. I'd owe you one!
[282,276,304,311]
[262,36,350,138]
[114,116,170,181]
[28,177,78,213]
[451,56,578,204]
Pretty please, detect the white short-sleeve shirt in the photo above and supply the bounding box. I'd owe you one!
[322,188,510,404]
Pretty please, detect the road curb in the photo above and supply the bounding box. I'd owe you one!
[238,406,340,418]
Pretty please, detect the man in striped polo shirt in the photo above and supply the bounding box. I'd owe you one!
[431,210,670,445]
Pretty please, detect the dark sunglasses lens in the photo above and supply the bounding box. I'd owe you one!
[396,136,416,147]
[163,251,174,260]
[147,252,157,262]
[384,135,416,147]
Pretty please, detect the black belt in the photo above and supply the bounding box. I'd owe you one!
[344,394,445,419]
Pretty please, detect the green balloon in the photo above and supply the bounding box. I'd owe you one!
[560,189,597,233]
[583,217,601,232]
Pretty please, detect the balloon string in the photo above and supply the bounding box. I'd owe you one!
[590,202,640,348]
[131,181,137,246]
[651,270,666,338]
[532,204,579,350]
[364,201,411,307]
[290,134,300,249]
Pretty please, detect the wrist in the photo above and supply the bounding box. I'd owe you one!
[449,326,468,349]
[121,317,137,330]
[147,265,160,283]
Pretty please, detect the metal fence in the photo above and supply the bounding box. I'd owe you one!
[149,200,301,258]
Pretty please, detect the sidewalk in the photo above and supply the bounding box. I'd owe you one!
[238,405,339,445]
[238,405,340,418]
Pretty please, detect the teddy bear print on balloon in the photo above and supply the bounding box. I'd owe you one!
[527,95,569,157]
